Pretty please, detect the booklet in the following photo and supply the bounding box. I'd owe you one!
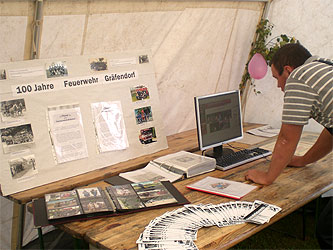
[186,176,257,200]
[119,151,216,183]
[32,181,189,227]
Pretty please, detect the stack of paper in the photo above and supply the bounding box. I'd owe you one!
[246,125,279,138]
[137,201,281,250]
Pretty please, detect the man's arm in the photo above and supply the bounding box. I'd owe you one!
[289,128,333,167]
[246,124,303,185]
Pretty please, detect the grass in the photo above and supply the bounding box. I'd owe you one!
[232,199,321,249]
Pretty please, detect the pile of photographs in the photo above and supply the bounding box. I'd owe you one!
[137,200,281,250]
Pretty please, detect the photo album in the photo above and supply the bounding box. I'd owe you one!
[32,180,189,227]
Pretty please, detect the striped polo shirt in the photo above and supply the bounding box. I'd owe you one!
[282,56,333,128]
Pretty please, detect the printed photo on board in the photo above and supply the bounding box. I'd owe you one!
[46,61,68,78]
[139,127,156,145]
[0,98,26,122]
[135,106,153,125]
[139,55,149,64]
[89,57,108,71]
[0,124,34,152]
[130,85,150,102]
[0,69,6,80]
[9,154,37,180]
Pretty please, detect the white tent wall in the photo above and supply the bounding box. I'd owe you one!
[0,1,264,248]
[244,0,333,133]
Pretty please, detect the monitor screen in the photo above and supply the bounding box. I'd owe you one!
[194,90,243,156]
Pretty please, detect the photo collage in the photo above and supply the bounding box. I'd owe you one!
[0,53,161,188]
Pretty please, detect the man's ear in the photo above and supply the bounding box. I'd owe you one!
[284,65,294,75]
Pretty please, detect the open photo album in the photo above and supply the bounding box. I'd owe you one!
[32,180,189,227]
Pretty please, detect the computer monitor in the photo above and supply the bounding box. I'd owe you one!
[194,90,243,158]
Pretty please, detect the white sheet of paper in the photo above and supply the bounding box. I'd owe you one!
[47,104,88,164]
[119,161,182,183]
[246,125,279,138]
[91,101,129,153]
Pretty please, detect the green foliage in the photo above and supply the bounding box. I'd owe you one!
[239,19,298,95]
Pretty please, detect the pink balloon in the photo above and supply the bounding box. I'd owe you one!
[248,53,268,79]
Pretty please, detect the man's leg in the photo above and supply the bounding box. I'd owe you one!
[316,197,333,249]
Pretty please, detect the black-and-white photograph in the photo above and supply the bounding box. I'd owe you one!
[89,57,108,71]
[0,69,6,80]
[46,61,68,78]
[0,124,34,147]
[139,55,149,64]
[0,98,26,122]
[9,154,37,179]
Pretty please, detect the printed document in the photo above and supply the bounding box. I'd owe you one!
[47,104,88,164]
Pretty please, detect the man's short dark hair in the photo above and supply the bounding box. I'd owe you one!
[270,43,312,75]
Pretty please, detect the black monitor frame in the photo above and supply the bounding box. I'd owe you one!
[194,90,243,158]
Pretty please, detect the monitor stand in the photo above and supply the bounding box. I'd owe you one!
[205,145,234,159]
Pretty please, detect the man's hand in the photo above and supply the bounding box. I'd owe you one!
[246,169,272,185]
[245,124,303,186]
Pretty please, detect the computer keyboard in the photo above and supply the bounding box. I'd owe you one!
[216,147,272,171]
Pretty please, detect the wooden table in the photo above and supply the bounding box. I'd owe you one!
[8,123,332,249]
[6,127,200,250]
[54,130,332,249]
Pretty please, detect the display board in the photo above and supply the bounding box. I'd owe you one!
[0,50,168,195]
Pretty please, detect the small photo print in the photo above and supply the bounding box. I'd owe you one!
[0,124,34,146]
[130,85,150,102]
[139,55,149,64]
[131,181,177,207]
[77,187,102,199]
[108,185,145,210]
[9,154,37,179]
[134,106,153,125]
[0,99,26,122]
[112,184,137,197]
[89,57,108,71]
[46,61,68,78]
[139,127,156,145]
[47,206,82,220]
[45,190,78,203]
[0,69,6,80]
[80,199,109,213]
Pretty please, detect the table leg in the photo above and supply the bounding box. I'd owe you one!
[37,227,44,250]
[11,203,25,250]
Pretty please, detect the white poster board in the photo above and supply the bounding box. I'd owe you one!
[0,50,168,195]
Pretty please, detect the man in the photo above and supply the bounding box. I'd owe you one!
[246,43,332,249]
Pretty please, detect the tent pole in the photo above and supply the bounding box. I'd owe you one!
[241,0,272,117]
[30,0,44,60]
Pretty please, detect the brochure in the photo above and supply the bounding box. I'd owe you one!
[186,176,257,200]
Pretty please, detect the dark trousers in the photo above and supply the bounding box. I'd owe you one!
[316,197,333,249]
